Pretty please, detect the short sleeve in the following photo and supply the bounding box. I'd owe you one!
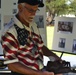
[1,32,19,64]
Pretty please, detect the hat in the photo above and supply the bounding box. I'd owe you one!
[18,0,44,7]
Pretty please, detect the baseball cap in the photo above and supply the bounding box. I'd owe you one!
[18,0,44,7]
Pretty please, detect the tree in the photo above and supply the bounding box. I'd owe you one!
[69,0,76,16]
[46,0,75,24]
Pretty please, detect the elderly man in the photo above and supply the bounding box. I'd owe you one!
[1,0,62,75]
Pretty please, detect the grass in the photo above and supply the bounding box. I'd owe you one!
[46,26,54,49]
[46,26,62,57]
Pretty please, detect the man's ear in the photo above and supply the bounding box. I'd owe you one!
[18,4,23,12]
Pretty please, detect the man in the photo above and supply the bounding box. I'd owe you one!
[1,0,62,75]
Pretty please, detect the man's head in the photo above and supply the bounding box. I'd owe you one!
[17,0,44,24]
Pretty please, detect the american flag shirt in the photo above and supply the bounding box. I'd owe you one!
[1,16,44,70]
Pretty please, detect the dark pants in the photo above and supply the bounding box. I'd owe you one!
[11,71,24,75]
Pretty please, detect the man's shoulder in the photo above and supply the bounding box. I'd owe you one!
[2,20,15,35]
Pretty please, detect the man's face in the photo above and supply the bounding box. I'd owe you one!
[20,3,39,23]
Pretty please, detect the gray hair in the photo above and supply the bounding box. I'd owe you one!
[19,3,25,7]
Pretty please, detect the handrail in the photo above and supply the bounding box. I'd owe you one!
[51,50,76,55]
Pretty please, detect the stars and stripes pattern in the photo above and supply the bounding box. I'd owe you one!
[1,17,44,70]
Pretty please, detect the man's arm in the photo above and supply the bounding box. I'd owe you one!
[7,62,54,75]
[42,45,61,61]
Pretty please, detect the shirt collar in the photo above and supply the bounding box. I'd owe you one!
[13,15,32,31]
[13,15,24,28]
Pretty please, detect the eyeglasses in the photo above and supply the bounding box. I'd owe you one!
[24,6,40,13]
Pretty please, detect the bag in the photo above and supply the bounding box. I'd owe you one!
[46,60,72,74]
